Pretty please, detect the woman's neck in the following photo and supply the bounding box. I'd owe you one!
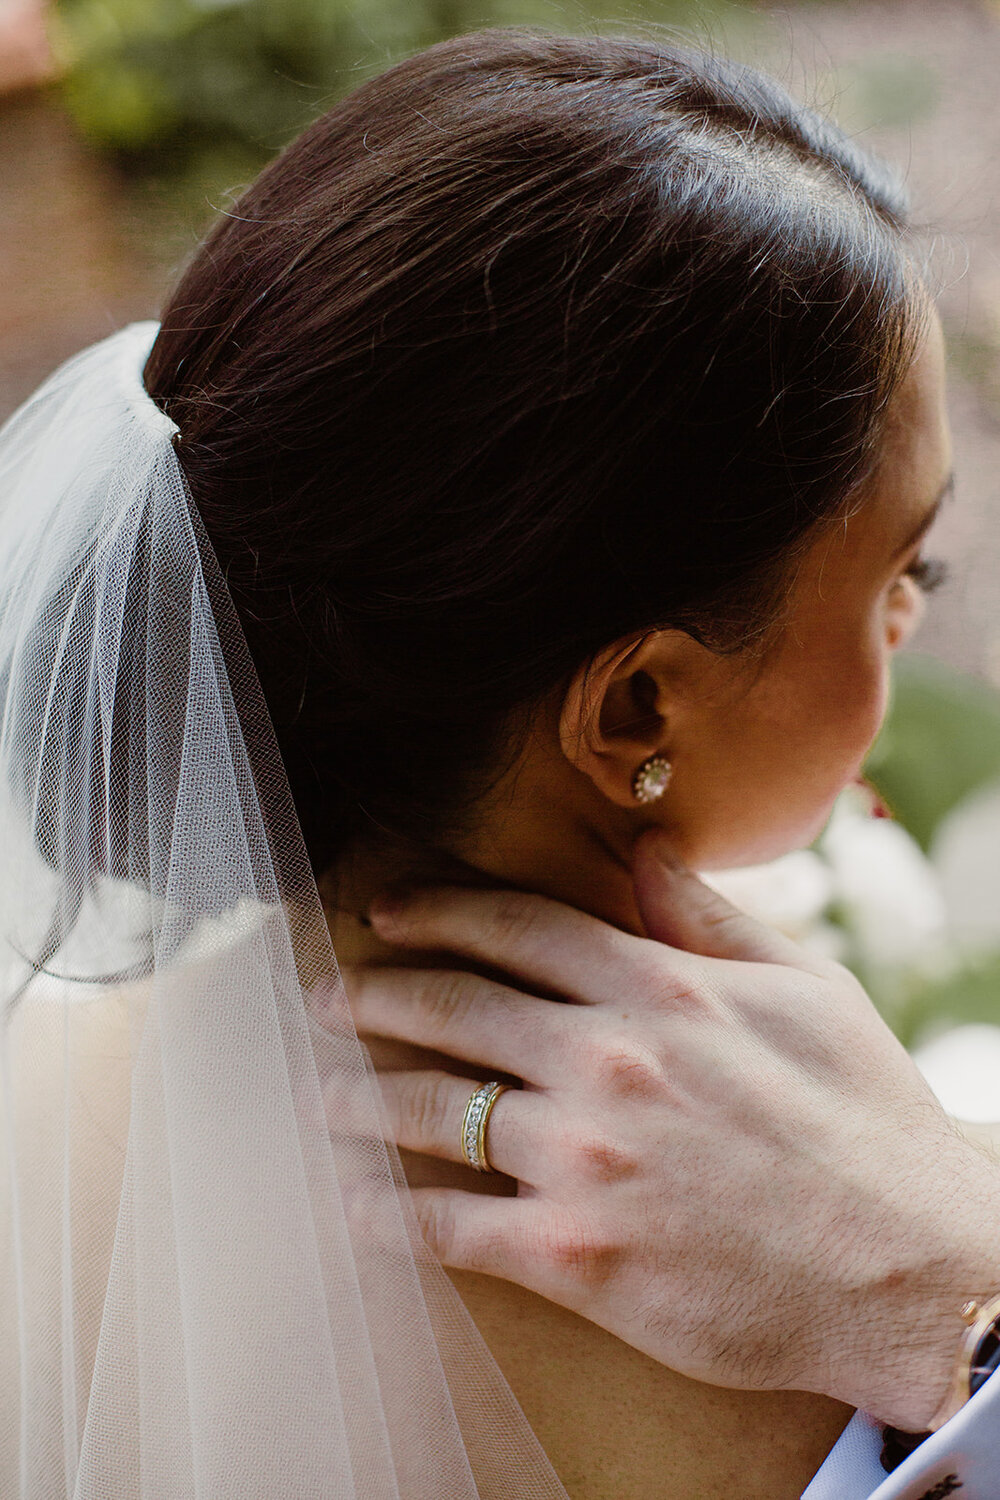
[319,749,653,965]
[318,812,647,1104]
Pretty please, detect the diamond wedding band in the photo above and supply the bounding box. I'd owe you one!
[460,1081,509,1173]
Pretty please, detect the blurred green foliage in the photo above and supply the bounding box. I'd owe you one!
[863,656,1000,1043]
[823,51,940,135]
[897,951,1000,1049]
[52,0,761,167]
[48,0,943,254]
[866,655,1000,853]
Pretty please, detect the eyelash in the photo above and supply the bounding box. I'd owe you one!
[904,555,949,594]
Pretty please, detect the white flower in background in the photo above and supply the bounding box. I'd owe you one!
[931,777,1000,953]
[702,850,843,957]
[705,782,1000,1123]
[911,1024,1000,1123]
[705,786,949,976]
[818,787,949,976]
[702,848,832,934]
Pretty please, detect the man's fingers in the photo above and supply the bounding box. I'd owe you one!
[368,884,677,1003]
[407,1189,533,1282]
[377,1070,548,1183]
[345,965,561,1084]
[407,1188,583,1298]
[409,1190,619,1320]
[632,829,814,969]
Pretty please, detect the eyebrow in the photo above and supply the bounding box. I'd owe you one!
[892,471,955,561]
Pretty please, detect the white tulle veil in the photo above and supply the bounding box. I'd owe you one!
[0,322,568,1498]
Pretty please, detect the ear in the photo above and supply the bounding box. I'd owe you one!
[558,631,686,810]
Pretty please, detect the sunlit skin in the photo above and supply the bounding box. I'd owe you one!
[322,314,956,1499]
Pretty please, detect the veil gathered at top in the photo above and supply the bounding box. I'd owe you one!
[0,322,568,1498]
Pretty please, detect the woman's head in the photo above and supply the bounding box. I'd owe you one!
[143,28,942,885]
[557,316,950,876]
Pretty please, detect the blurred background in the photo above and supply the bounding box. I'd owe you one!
[1,0,996,671]
[5,0,1000,680]
[7,0,1000,1091]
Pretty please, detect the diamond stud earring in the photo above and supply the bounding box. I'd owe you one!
[632,754,673,804]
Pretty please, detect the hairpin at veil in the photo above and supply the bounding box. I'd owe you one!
[0,323,567,1498]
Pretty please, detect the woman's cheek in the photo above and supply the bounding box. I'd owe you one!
[775,651,888,853]
[842,644,891,776]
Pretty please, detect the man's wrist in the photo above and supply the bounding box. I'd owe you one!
[831,1151,1000,1429]
[928,1292,1000,1430]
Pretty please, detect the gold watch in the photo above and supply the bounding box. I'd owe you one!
[929,1292,1000,1431]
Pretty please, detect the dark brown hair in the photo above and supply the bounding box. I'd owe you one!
[144,29,925,875]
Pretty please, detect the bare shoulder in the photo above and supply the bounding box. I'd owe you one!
[450,1268,852,1500]
[0,973,141,1462]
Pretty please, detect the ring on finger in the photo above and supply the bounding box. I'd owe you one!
[460,1081,510,1173]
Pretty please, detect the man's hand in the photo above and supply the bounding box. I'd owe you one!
[344,829,1000,1430]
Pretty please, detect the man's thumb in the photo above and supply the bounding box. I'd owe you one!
[632,829,807,967]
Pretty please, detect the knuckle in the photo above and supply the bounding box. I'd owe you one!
[434,1201,503,1277]
[405,1071,453,1141]
[821,956,863,992]
[564,1128,637,1185]
[540,1214,621,1295]
[418,969,472,1029]
[486,892,544,951]
[590,1035,666,1102]
[669,972,720,1015]
[633,950,709,1014]
[700,901,745,941]
[418,1193,458,1263]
